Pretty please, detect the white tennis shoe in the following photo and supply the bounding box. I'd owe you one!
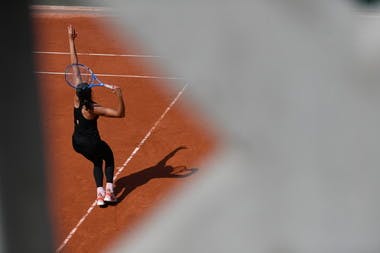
[104,189,117,203]
[96,192,105,206]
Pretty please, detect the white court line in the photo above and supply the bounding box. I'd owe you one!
[31,5,110,13]
[35,71,182,80]
[56,83,189,253]
[33,51,161,58]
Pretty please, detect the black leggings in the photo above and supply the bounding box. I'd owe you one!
[73,136,114,187]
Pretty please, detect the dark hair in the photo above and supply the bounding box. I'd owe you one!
[76,83,94,111]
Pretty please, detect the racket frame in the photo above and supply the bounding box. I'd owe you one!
[65,63,114,89]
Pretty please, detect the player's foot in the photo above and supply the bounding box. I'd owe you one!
[96,192,105,206]
[104,189,117,203]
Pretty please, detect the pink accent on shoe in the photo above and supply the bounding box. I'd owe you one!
[96,193,105,206]
[104,190,117,202]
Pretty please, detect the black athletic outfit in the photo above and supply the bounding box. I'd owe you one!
[72,106,114,187]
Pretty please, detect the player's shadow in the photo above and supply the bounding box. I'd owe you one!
[113,146,198,204]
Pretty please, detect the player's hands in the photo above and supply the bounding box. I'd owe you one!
[112,85,122,96]
[67,24,77,40]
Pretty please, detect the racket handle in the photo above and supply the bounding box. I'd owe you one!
[104,84,114,89]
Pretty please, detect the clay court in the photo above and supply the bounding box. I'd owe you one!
[32,6,217,252]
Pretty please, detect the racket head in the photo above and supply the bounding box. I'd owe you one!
[64,63,94,88]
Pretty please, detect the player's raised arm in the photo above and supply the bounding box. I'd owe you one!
[67,24,82,86]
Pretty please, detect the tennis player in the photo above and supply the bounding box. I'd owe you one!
[68,24,125,206]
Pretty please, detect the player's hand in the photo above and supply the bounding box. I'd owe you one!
[112,85,122,96]
[67,24,77,39]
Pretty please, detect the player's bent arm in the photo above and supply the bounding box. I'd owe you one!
[93,89,125,118]
[115,87,125,118]
[93,106,124,118]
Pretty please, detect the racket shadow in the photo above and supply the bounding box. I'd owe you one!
[113,146,198,205]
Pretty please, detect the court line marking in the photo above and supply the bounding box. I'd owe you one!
[33,51,161,58]
[35,71,182,80]
[31,5,110,13]
[56,83,189,253]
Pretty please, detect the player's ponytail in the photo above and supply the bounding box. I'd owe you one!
[76,83,94,111]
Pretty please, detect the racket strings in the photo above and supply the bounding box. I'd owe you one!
[65,64,93,88]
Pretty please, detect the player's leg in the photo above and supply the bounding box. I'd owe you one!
[99,140,117,202]
[72,136,106,206]
[90,157,106,206]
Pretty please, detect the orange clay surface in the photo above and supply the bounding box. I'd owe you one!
[32,10,217,253]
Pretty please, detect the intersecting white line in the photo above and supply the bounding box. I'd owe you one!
[33,51,161,58]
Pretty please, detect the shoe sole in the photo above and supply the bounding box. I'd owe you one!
[104,192,117,202]
[96,199,105,206]
[104,197,117,202]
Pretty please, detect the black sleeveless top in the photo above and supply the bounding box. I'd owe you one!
[73,106,101,141]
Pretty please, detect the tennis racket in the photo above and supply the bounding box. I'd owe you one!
[64,63,114,89]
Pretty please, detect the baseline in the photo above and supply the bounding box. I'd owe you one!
[33,51,161,58]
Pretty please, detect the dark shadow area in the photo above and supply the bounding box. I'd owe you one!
[112,146,198,205]
[0,1,54,252]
